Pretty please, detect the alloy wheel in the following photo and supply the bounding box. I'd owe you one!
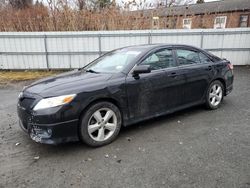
[87,108,117,142]
[209,84,223,106]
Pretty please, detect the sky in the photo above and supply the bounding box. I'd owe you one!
[39,0,222,9]
[118,0,222,10]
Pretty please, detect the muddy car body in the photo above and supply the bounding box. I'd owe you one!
[17,44,234,146]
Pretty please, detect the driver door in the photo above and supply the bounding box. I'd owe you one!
[125,48,185,121]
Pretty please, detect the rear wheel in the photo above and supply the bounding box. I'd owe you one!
[79,101,121,147]
[206,80,224,110]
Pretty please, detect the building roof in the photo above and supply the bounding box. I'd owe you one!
[141,0,250,17]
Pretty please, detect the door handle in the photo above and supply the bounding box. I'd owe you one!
[169,72,177,78]
[206,66,212,71]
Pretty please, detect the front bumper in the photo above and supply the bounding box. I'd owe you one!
[17,102,79,145]
[19,119,79,144]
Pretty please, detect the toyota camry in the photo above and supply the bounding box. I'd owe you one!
[17,44,234,147]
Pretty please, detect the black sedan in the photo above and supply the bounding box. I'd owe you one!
[17,44,234,146]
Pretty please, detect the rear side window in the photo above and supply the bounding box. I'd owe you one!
[205,51,221,61]
[176,49,200,65]
[199,52,213,64]
[141,49,175,70]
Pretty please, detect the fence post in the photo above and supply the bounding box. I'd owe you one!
[200,31,204,48]
[220,31,226,58]
[44,34,49,70]
[98,34,102,56]
[148,32,152,44]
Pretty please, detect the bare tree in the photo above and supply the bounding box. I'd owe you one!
[0,0,8,8]
[9,0,32,9]
[196,0,204,3]
[76,0,86,10]
[157,0,195,7]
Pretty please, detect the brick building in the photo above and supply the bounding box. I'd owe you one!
[142,0,250,29]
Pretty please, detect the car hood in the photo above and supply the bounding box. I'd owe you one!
[24,70,113,97]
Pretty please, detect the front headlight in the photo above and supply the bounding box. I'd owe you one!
[33,94,76,111]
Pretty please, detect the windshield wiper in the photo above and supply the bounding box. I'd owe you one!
[85,69,99,73]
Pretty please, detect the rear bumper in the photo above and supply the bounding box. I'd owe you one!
[17,104,79,145]
[224,69,234,96]
[225,84,233,96]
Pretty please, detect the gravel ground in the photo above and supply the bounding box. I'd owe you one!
[0,67,250,188]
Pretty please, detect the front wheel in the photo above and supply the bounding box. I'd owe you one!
[79,101,122,147]
[206,80,224,110]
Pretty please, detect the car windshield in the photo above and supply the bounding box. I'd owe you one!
[84,49,142,73]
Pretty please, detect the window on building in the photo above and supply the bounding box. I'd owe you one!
[239,15,248,27]
[152,17,160,29]
[214,16,227,29]
[183,18,192,29]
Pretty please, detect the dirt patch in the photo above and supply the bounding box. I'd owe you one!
[0,71,62,86]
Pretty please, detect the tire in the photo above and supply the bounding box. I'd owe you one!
[79,101,122,147]
[205,80,224,110]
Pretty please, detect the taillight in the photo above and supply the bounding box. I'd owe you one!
[228,63,233,70]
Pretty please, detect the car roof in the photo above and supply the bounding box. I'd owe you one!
[121,44,202,51]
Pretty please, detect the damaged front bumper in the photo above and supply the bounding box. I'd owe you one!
[19,119,79,145]
[17,101,80,145]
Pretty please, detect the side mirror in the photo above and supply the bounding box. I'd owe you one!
[132,65,151,75]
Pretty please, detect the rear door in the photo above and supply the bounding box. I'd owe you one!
[174,47,215,105]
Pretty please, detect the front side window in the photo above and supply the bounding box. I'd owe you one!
[85,49,142,73]
[176,49,200,66]
[214,16,227,29]
[239,15,248,27]
[141,49,174,70]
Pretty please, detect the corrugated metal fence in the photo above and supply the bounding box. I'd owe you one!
[0,28,250,70]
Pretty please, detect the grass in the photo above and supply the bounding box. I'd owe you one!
[0,70,63,84]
